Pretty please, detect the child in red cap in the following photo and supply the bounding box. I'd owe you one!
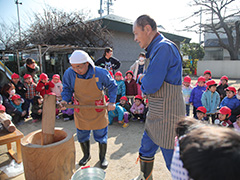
[36,73,55,97]
[201,80,220,124]
[9,94,28,125]
[216,75,229,101]
[11,73,27,99]
[189,76,207,118]
[51,74,63,101]
[195,106,207,122]
[24,74,37,108]
[115,71,126,102]
[203,70,212,81]
[220,86,240,122]
[130,95,145,123]
[214,106,233,127]
[182,75,193,116]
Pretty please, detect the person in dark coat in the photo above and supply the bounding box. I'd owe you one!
[124,70,137,96]
[217,75,229,101]
[95,47,121,74]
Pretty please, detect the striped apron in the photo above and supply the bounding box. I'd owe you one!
[145,81,185,149]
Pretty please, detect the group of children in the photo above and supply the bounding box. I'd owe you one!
[0,72,68,128]
[182,70,240,131]
[107,69,149,128]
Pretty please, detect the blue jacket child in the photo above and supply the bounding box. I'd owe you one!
[108,105,126,125]
[220,95,240,110]
[189,85,206,108]
[201,80,220,114]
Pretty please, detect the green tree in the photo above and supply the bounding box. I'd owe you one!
[181,43,205,74]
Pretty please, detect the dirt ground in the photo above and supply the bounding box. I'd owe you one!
[0,77,239,180]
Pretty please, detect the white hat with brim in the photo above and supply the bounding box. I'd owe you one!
[69,50,95,68]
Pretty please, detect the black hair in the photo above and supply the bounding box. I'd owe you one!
[136,15,157,31]
[0,83,14,96]
[33,95,43,105]
[25,58,35,65]
[103,47,113,56]
[180,126,240,180]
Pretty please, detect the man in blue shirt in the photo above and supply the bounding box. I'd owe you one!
[132,15,185,179]
[60,50,117,168]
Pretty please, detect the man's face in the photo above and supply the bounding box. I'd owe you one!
[27,63,36,69]
[133,22,150,49]
[71,63,89,75]
[105,51,113,59]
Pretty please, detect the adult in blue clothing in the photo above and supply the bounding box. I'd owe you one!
[132,15,185,179]
[60,50,117,169]
[95,47,121,75]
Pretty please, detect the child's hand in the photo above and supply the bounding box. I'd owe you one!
[38,109,42,114]
[21,111,27,117]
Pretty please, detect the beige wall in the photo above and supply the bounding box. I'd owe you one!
[197,60,240,79]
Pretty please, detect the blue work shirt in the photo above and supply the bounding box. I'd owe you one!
[61,65,117,103]
[140,34,183,94]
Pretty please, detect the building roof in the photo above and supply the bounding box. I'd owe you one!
[204,38,240,48]
[92,14,191,43]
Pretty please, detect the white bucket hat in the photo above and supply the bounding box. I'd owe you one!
[69,50,95,68]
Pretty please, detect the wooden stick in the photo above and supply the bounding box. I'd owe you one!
[64,104,108,109]
[41,94,56,145]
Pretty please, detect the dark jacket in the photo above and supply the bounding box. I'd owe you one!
[216,83,228,101]
[31,103,43,115]
[125,79,137,96]
[2,94,28,116]
[95,56,121,74]
[11,80,27,99]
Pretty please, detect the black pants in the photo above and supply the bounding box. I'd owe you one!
[31,113,42,120]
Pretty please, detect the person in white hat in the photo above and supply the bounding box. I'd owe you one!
[60,50,117,169]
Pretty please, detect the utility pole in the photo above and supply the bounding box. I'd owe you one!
[199,7,202,44]
[15,0,22,42]
[99,0,104,18]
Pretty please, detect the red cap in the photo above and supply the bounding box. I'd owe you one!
[219,106,231,117]
[220,76,228,81]
[23,74,32,79]
[134,95,142,100]
[197,76,206,83]
[115,71,122,77]
[120,96,128,101]
[11,94,21,101]
[52,74,60,79]
[225,86,236,94]
[11,73,20,79]
[125,70,134,76]
[204,70,211,75]
[206,80,217,87]
[196,106,207,114]
[183,76,191,83]
[0,104,6,112]
[40,73,48,80]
